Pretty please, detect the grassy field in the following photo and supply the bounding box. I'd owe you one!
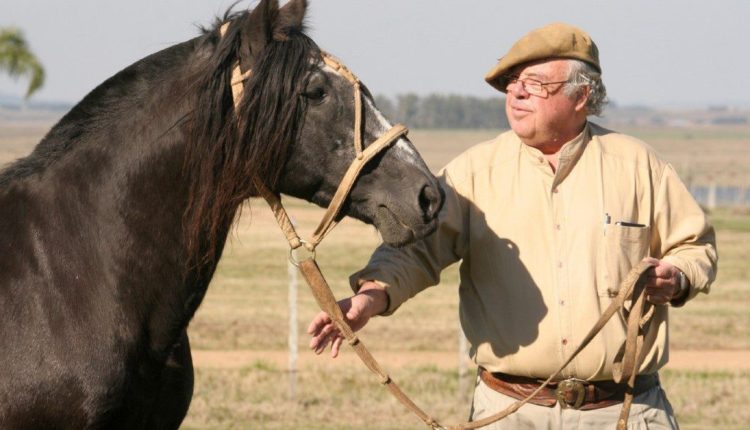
[1,122,749,429]
[180,201,750,430]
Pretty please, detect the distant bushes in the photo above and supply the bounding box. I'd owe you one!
[374,93,509,129]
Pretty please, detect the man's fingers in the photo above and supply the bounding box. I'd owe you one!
[645,276,675,289]
[310,323,340,349]
[331,336,344,358]
[306,311,332,335]
[314,331,335,355]
[646,291,671,305]
[646,268,673,280]
[320,332,344,356]
[646,283,676,304]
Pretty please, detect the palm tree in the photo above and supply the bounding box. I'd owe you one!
[0,27,45,99]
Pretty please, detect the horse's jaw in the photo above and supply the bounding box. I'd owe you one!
[372,205,439,248]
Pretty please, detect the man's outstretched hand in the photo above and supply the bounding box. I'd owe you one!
[306,282,388,358]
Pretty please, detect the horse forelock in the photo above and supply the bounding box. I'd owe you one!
[183,10,319,271]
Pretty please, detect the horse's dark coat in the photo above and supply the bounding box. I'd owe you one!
[0,1,442,428]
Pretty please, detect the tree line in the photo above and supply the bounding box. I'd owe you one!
[374,93,509,129]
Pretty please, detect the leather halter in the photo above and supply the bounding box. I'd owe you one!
[219,22,408,253]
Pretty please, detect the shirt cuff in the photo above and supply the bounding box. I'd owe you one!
[662,255,692,307]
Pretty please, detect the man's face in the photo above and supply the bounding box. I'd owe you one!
[505,59,587,151]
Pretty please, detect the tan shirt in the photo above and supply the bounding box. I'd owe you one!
[351,122,718,381]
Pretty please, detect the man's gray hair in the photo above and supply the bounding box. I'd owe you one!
[564,59,607,116]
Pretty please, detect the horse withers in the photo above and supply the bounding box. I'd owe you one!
[0,1,443,428]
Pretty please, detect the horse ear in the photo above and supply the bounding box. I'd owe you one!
[239,0,280,68]
[273,0,307,41]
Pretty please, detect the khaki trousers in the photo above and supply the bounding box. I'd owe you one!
[469,377,679,429]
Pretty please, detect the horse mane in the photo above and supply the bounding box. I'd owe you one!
[183,9,319,270]
[0,6,317,273]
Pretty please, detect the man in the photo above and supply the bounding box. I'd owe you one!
[308,22,717,429]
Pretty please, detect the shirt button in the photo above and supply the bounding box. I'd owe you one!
[558,261,563,268]
[560,300,565,306]
[555,224,561,230]
[562,338,568,345]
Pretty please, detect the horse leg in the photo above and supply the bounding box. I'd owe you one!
[144,330,194,430]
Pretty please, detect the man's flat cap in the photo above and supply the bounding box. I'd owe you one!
[485,22,600,92]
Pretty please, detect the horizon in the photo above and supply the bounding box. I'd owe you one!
[2,90,749,113]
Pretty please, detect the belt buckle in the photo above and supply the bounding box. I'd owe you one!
[555,378,586,409]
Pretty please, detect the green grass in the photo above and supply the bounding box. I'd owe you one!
[662,369,750,430]
[710,208,750,232]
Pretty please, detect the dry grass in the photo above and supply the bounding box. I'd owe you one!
[409,126,750,186]
[178,201,749,429]
[1,121,748,429]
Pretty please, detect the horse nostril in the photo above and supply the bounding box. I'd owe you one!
[419,183,442,221]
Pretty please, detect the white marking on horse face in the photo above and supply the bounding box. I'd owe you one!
[361,95,420,165]
[322,64,421,165]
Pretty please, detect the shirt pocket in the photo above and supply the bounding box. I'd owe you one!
[597,224,651,297]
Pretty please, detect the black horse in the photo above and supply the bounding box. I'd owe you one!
[0,1,443,428]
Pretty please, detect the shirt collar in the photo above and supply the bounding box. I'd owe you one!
[553,122,590,186]
[517,122,591,186]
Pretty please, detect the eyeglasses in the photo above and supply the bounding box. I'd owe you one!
[504,75,569,97]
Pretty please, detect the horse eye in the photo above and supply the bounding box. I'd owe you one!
[303,87,326,101]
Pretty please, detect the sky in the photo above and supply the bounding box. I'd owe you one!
[1,0,749,108]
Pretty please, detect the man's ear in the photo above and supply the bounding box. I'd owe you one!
[273,0,307,41]
[575,86,591,113]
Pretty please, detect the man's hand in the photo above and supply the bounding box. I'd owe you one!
[306,282,388,358]
[642,257,686,304]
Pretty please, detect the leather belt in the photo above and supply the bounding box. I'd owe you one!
[479,368,659,411]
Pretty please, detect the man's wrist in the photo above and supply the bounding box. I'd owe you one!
[357,281,390,316]
[673,270,690,300]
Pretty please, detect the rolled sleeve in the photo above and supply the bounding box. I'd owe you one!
[349,168,468,315]
[654,164,718,306]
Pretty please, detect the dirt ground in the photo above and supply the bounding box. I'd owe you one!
[191,349,750,371]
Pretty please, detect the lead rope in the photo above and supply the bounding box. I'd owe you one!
[452,260,654,430]
[219,21,652,430]
[219,21,441,428]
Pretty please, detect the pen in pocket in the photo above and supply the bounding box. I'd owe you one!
[615,221,646,228]
[603,213,611,234]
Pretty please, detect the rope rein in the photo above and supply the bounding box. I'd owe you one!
[219,21,652,430]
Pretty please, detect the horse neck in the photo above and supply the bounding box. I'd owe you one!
[6,38,233,355]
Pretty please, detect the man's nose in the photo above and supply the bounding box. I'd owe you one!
[508,83,529,99]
